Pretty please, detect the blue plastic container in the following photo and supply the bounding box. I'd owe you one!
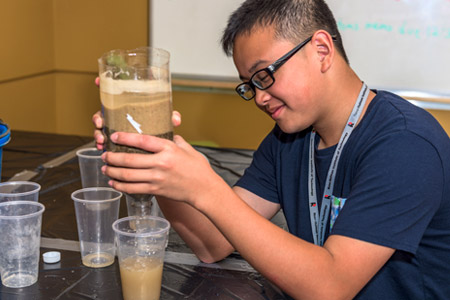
[0,120,11,182]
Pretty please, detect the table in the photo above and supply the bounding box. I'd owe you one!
[0,130,288,299]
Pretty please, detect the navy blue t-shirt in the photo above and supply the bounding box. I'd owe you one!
[235,91,450,299]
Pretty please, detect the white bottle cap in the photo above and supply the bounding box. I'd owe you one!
[43,251,61,264]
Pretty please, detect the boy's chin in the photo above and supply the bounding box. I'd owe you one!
[277,122,306,134]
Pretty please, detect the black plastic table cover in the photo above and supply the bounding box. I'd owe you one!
[0,130,288,299]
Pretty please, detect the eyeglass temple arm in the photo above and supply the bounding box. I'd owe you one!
[268,35,337,72]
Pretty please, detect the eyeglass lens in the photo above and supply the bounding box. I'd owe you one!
[252,69,273,89]
[236,84,255,100]
[236,69,274,100]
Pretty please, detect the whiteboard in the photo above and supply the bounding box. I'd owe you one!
[327,0,450,97]
[150,0,450,97]
[150,0,244,80]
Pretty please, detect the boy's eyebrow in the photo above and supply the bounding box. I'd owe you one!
[238,60,266,82]
[248,59,267,74]
[237,58,270,82]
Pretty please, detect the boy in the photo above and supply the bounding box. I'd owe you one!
[95,0,450,298]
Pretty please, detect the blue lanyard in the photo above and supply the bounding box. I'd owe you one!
[308,83,369,246]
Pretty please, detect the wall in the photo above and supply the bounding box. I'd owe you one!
[53,0,149,136]
[0,0,55,132]
[151,0,450,98]
[0,0,273,149]
[0,0,272,149]
[0,1,448,151]
[0,0,149,139]
[426,109,450,135]
[173,90,274,149]
[0,1,54,81]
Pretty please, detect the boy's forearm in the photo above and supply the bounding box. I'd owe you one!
[155,195,234,263]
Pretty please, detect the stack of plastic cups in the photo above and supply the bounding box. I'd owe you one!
[0,120,11,182]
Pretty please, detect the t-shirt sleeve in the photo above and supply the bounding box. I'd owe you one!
[234,128,280,204]
[331,131,444,254]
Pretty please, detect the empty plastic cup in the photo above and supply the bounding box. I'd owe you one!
[76,147,110,188]
[72,187,122,268]
[113,216,170,300]
[0,201,45,288]
[0,120,11,181]
[0,181,41,202]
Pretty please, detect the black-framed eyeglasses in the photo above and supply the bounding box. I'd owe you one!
[235,35,336,101]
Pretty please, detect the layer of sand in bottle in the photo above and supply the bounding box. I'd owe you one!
[100,73,173,153]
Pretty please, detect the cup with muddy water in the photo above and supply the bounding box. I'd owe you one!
[72,187,122,268]
[98,46,173,217]
[0,201,45,288]
[113,216,170,300]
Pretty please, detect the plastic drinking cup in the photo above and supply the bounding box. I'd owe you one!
[0,181,41,202]
[76,147,110,188]
[0,120,11,181]
[0,201,45,288]
[72,187,122,268]
[113,216,170,300]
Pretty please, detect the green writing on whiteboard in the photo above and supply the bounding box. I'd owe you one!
[338,20,450,39]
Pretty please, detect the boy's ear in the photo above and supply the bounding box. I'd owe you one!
[311,30,335,73]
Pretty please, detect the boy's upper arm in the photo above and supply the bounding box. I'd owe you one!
[323,234,395,298]
[233,186,280,220]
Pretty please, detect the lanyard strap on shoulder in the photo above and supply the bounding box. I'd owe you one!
[308,83,369,246]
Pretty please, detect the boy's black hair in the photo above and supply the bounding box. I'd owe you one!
[221,0,349,64]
